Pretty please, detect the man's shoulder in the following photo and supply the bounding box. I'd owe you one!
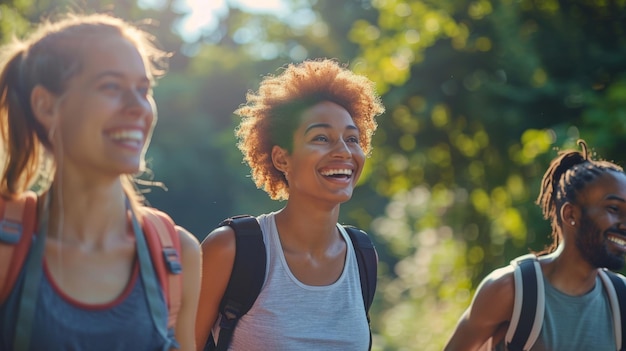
[476,265,516,299]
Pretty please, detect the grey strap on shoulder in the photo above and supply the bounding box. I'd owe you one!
[14,194,47,351]
[597,269,624,351]
[129,200,176,351]
[505,254,545,351]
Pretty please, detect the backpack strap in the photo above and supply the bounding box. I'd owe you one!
[505,254,544,351]
[205,219,377,351]
[142,208,183,332]
[13,192,47,351]
[343,225,378,313]
[343,225,378,351]
[209,215,266,351]
[598,269,625,351]
[132,206,182,351]
[0,191,38,304]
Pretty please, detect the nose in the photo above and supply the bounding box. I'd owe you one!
[332,139,352,158]
[123,88,152,119]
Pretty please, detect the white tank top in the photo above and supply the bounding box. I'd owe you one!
[212,211,370,351]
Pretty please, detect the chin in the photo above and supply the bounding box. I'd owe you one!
[116,157,143,172]
[116,163,142,176]
[607,255,626,271]
[589,252,625,271]
[336,192,354,204]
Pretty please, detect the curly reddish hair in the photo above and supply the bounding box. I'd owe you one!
[235,59,385,200]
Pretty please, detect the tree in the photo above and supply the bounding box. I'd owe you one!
[348,0,626,349]
[6,1,626,349]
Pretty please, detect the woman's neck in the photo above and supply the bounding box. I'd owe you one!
[275,200,342,250]
[44,179,129,244]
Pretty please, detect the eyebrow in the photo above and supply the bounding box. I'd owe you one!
[91,70,150,84]
[304,123,358,134]
[605,194,626,203]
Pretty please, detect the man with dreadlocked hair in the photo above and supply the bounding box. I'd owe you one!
[444,139,626,351]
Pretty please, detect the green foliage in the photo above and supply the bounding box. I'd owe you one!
[347,0,626,349]
[5,0,626,349]
[0,5,31,39]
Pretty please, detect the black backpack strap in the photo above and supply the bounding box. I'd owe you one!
[505,254,544,351]
[598,269,626,351]
[343,225,378,312]
[207,215,266,351]
[343,225,378,350]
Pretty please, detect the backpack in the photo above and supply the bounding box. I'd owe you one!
[0,191,183,350]
[491,253,626,351]
[204,215,378,351]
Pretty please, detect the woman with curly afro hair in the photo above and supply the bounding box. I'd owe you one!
[196,59,384,351]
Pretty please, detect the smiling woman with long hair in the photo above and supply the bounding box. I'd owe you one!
[0,13,201,351]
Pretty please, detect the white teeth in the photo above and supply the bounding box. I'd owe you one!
[320,169,352,176]
[609,236,626,246]
[109,130,143,142]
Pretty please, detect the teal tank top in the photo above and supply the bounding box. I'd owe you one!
[531,275,615,351]
[0,260,168,351]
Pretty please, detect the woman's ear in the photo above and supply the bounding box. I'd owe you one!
[271,145,290,173]
[30,85,58,130]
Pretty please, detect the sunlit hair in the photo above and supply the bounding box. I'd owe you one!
[536,139,624,253]
[0,12,168,201]
[235,59,385,201]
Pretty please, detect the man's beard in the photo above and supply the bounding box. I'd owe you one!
[575,213,625,271]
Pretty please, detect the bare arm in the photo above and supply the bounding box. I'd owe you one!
[194,226,236,351]
[174,226,202,351]
[443,266,515,351]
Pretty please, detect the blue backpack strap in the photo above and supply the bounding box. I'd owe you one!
[14,193,48,351]
[343,225,378,351]
[598,269,626,351]
[206,215,266,351]
[129,200,178,351]
[505,254,544,351]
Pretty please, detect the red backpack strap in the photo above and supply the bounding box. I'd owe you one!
[0,191,37,303]
[141,207,182,332]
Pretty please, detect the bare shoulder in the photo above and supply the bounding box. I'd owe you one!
[474,265,515,306]
[195,225,238,349]
[201,226,235,250]
[478,265,515,290]
[176,226,201,252]
[468,265,516,334]
[444,265,517,351]
[173,226,201,351]
[200,225,236,260]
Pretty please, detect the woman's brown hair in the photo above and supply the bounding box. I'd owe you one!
[0,13,168,199]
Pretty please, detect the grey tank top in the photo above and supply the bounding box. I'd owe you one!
[0,259,167,351]
[531,275,615,351]
[212,212,370,350]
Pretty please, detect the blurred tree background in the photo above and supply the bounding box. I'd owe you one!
[3,0,626,349]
